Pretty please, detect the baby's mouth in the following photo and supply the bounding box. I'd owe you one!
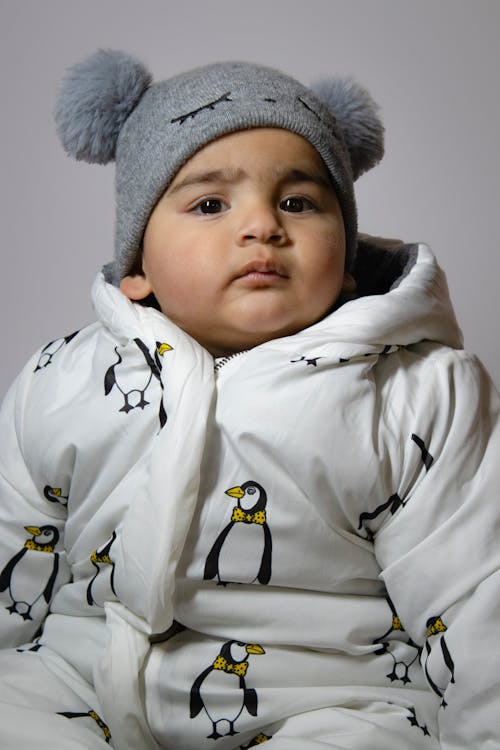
[235,260,289,282]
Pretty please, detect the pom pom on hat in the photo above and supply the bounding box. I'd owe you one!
[312,78,384,180]
[54,49,152,164]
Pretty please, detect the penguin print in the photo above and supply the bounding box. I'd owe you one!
[204,481,272,586]
[373,596,421,684]
[411,433,434,471]
[338,345,397,365]
[16,639,42,653]
[16,625,43,652]
[190,640,265,740]
[358,493,405,541]
[423,615,456,707]
[57,709,112,743]
[86,531,117,607]
[358,431,436,539]
[290,355,324,367]
[34,331,79,371]
[104,338,172,427]
[43,485,69,507]
[0,525,60,620]
[405,706,431,737]
[240,733,272,747]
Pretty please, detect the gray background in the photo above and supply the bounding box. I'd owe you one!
[1,0,499,397]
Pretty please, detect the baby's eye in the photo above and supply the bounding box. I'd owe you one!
[279,196,315,213]
[193,198,227,214]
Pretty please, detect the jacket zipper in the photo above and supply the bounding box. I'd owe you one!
[214,350,246,373]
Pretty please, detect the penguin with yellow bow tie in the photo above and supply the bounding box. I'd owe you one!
[190,640,265,740]
[204,481,272,586]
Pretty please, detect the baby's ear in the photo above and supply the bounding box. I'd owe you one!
[311,78,384,180]
[119,273,153,300]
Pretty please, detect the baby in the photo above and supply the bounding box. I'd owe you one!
[1,50,499,750]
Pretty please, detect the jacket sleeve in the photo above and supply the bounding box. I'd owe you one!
[374,350,500,748]
[0,354,70,648]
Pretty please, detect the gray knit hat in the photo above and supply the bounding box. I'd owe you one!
[54,50,384,285]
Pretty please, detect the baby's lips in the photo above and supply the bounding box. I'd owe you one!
[236,259,288,279]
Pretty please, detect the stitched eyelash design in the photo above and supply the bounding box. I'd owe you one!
[297,96,323,122]
[298,96,339,137]
[170,93,337,138]
[171,92,233,124]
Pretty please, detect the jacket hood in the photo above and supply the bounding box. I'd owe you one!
[323,236,464,350]
[93,237,463,356]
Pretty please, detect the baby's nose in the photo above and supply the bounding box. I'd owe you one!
[236,203,287,246]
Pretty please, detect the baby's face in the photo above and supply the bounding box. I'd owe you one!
[121,128,352,356]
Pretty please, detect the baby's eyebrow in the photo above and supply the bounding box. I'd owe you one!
[168,166,331,195]
[168,168,246,194]
[277,168,331,190]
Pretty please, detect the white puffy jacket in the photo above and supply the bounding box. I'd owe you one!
[1,240,499,750]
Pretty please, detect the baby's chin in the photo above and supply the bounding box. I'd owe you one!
[198,318,327,358]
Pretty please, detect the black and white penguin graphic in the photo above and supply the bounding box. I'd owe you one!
[43,485,69,507]
[405,706,431,737]
[86,531,117,607]
[34,331,79,371]
[190,640,265,740]
[104,338,172,426]
[16,639,43,653]
[204,481,272,586]
[423,615,456,707]
[0,525,60,620]
[358,432,435,540]
[240,732,272,747]
[358,493,406,541]
[57,709,112,743]
[372,596,420,684]
[16,625,43,653]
